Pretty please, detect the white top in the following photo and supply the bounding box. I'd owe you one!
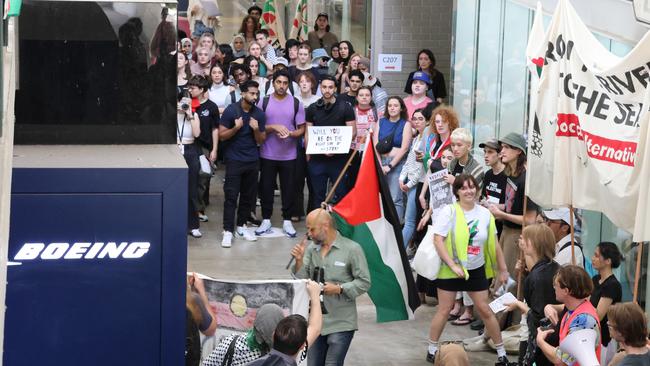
[554,234,585,267]
[433,204,492,270]
[176,113,195,144]
[298,94,320,108]
[208,83,230,109]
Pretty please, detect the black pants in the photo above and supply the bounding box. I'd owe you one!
[292,144,314,217]
[259,158,295,220]
[197,145,211,211]
[182,143,200,231]
[223,160,259,232]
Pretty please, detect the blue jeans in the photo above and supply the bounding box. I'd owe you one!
[308,331,355,366]
[401,186,417,248]
[381,156,405,222]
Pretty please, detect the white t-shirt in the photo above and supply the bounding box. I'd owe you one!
[432,204,492,270]
[554,234,585,267]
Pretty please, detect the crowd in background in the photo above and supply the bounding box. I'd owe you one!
[178,5,644,366]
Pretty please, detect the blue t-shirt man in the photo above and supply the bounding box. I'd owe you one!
[220,101,266,162]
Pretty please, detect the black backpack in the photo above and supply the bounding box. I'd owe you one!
[185,309,201,366]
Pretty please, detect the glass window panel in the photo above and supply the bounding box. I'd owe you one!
[473,0,501,149]
[498,1,530,138]
[15,1,177,144]
[451,0,478,131]
[610,40,633,57]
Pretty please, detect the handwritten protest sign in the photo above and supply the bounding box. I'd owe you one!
[427,169,455,217]
[306,126,353,154]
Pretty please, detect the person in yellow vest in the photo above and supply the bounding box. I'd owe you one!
[426,174,512,366]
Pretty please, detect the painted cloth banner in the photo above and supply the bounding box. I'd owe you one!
[199,275,309,332]
[526,0,650,241]
[288,0,308,42]
[260,0,286,50]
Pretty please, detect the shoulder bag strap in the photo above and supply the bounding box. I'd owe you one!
[223,335,241,366]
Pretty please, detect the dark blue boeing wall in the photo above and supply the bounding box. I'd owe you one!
[5,167,187,365]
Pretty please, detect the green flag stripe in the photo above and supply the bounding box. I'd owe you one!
[334,214,409,322]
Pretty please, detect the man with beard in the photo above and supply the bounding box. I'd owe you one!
[218,80,266,247]
[304,75,356,207]
[290,208,371,366]
[255,69,305,238]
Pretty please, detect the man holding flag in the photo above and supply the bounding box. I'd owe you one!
[290,208,371,366]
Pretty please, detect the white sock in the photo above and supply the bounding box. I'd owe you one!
[427,340,438,355]
[494,342,506,358]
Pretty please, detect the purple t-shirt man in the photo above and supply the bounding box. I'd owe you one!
[257,95,305,161]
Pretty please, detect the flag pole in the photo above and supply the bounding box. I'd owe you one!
[633,242,643,303]
[322,148,359,208]
[569,205,576,265]
[516,197,528,300]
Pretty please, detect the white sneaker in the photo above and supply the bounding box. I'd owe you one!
[255,219,272,236]
[221,231,233,248]
[283,220,297,238]
[236,225,257,242]
[198,213,208,222]
[190,229,202,238]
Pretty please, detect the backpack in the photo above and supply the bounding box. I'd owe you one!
[261,95,300,128]
[558,241,597,277]
[185,309,201,366]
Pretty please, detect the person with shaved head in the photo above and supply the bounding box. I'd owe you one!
[289,208,371,366]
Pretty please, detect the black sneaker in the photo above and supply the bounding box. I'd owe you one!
[470,318,484,331]
[495,356,516,366]
[426,351,436,364]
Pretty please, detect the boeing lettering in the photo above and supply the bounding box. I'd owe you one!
[14,242,151,261]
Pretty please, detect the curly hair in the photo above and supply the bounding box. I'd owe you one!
[430,104,459,135]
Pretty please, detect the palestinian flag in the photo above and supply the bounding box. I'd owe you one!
[332,146,420,322]
[259,0,286,50]
[288,0,308,42]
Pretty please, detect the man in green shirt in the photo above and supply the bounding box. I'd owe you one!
[290,208,371,366]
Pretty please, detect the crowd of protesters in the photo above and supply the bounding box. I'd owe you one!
[178,6,640,366]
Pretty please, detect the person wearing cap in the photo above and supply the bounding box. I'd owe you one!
[487,132,539,277]
[479,138,507,237]
[247,281,323,366]
[263,58,299,97]
[255,29,278,76]
[404,49,447,103]
[202,303,285,366]
[288,43,321,93]
[311,48,332,82]
[404,71,433,127]
[542,207,585,267]
[307,13,339,56]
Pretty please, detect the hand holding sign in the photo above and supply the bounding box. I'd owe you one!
[306,126,353,155]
